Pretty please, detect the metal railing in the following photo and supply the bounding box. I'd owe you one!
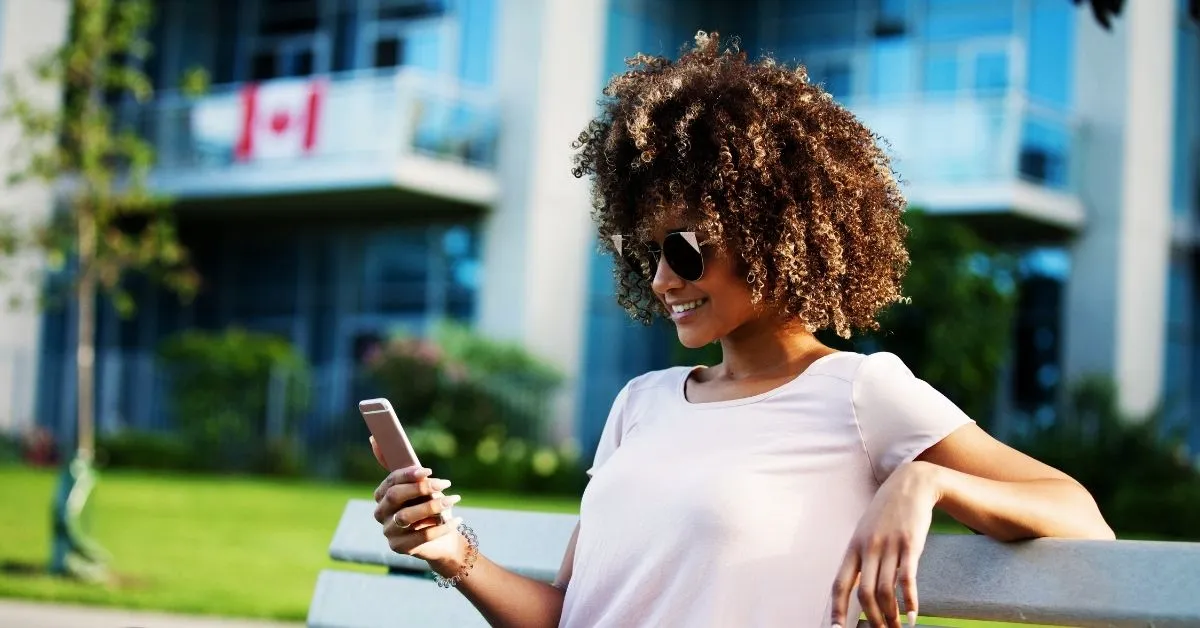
[23,347,562,480]
[843,90,1082,195]
[126,67,500,175]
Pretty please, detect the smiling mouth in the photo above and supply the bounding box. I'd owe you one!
[670,298,708,315]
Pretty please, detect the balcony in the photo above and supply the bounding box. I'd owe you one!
[845,92,1085,238]
[132,68,499,207]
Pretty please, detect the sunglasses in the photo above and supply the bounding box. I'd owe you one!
[611,231,713,282]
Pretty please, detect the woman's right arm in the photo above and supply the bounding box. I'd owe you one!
[433,521,580,628]
[372,462,580,628]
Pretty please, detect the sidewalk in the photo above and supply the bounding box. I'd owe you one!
[0,599,303,628]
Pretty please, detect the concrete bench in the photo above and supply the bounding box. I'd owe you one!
[308,499,1200,627]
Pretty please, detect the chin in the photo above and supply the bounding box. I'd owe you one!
[675,327,718,349]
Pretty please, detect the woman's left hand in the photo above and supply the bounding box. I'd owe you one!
[830,460,942,628]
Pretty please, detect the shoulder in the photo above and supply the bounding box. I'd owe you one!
[800,350,912,386]
[626,366,694,394]
[609,366,693,413]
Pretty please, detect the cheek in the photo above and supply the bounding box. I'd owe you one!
[699,277,756,322]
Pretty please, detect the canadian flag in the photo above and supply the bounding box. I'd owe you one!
[235,78,325,162]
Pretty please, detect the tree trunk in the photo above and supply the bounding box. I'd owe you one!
[76,219,96,463]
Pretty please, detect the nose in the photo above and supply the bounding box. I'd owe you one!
[651,253,684,295]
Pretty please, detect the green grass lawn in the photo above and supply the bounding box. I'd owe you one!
[0,465,1054,626]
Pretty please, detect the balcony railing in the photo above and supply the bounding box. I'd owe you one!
[844,91,1082,197]
[128,67,499,199]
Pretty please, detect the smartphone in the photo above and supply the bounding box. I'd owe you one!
[358,398,450,524]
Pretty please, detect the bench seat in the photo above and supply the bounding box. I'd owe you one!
[309,499,1200,627]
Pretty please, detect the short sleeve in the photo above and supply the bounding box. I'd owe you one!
[852,352,975,484]
[586,380,635,478]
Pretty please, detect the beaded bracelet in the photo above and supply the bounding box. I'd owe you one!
[434,523,479,588]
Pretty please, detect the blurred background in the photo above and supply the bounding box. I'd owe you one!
[0,0,1197,625]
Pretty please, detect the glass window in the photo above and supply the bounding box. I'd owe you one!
[367,230,431,315]
[810,60,853,99]
[925,0,1015,41]
[1020,117,1070,188]
[333,2,359,72]
[923,51,958,92]
[1026,0,1074,107]
[458,0,495,84]
[260,0,319,37]
[875,0,910,37]
[379,0,446,21]
[1173,25,1199,216]
[374,37,404,67]
[869,40,915,96]
[973,50,1009,91]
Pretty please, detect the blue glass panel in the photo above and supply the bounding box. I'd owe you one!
[923,52,958,92]
[1026,0,1074,107]
[973,50,1008,91]
[1019,117,1070,189]
[925,0,1015,40]
[458,0,495,84]
[870,40,915,96]
[1173,25,1198,216]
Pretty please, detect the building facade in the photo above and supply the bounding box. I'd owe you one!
[0,0,70,435]
[10,0,1199,461]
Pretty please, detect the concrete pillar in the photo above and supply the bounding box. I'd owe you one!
[477,0,609,440]
[0,0,71,433]
[1063,0,1178,418]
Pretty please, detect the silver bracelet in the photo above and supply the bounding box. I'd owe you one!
[434,523,479,588]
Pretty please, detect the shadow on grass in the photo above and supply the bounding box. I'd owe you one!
[0,560,43,576]
[0,560,149,590]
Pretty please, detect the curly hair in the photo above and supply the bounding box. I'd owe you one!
[570,31,910,338]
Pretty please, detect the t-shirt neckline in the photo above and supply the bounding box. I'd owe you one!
[676,351,851,408]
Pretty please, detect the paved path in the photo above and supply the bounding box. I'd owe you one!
[0,599,303,628]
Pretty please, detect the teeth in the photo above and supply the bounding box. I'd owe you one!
[671,299,706,313]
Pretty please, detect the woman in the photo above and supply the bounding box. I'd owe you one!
[369,32,1114,628]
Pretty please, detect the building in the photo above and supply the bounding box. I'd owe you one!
[0,0,70,435]
[9,0,1199,462]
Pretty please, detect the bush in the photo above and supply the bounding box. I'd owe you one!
[156,328,311,474]
[1013,376,1200,540]
[357,322,582,494]
[97,431,197,471]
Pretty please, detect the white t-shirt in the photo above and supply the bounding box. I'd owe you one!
[559,351,974,628]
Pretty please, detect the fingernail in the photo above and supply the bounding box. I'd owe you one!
[432,479,452,490]
[908,610,917,627]
[442,494,462,507]
[412,467,432,478]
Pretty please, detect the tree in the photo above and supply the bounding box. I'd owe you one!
[1,0,199,580]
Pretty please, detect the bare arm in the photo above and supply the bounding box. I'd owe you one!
[831,424,1114,627]
[427,523,580,628]
[916,424,1115,541]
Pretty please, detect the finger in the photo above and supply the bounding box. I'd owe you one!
[382,502,441,537]
[393,494,462,530]
[374,478,451,523]
[829,549,861,628]
[373,466,433,503]
[875,544,902,628]
[369,436,386,469]
[898,551,919,628]
[389,517,463,555]
[857,543,886,628]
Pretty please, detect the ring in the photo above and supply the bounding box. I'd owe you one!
[393,512,410,530]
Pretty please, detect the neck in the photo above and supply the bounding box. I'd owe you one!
[715,317,831,380]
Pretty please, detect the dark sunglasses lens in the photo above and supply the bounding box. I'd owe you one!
[662,233,704,281]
